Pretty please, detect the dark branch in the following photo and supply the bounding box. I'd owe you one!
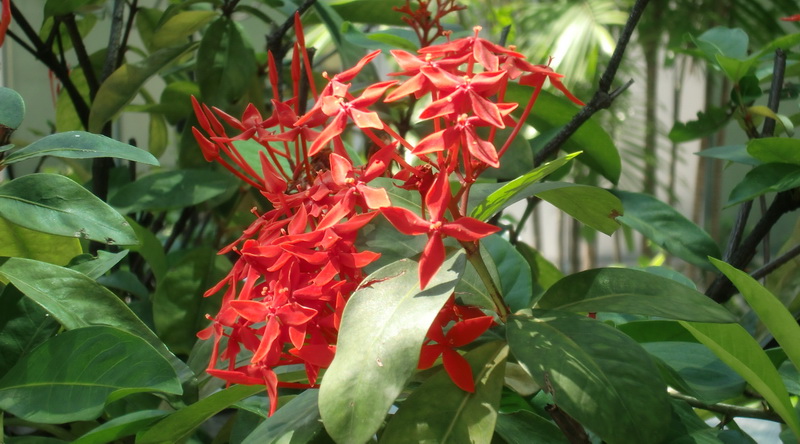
[266,0,318,60]
[750,243,800,281]
[670,392,784,423]
[760,49,786,138]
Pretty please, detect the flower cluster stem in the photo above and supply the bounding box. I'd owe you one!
[460,240,509,321]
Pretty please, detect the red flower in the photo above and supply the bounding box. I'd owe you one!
[781,14,800,21]
[519,64,584,106]
[0,0,10,48]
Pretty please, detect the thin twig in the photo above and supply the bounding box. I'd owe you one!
[760,49,786,138]
[750,243,800,281]
[61,13,100,97]
[266,0,318,59]
[670,392,784,423]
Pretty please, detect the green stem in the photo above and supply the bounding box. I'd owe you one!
[669,392,784,423]
[3,418,77,441]
[460,240,509,321]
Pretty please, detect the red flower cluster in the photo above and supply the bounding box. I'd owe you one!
[193,5,582,412]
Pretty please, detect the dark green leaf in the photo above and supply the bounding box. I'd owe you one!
[109,169,238,213]
[0,216,82,266]
[495,410,568,444]
[152,10,219,49]
[0,285,60,378]
[538,268,737,322]
[126,217,168,283]
[0,87,25,130]
[97,270,148,299]
[480,127,534,180]
[515,242,563,306]
[71,410,168,444]
[747,137,800,166]
[470,153,579,221]
[0,173,137,245]
[0,326,181,423]
[43,0,104,17]
[319,252,467,444]
[138,385,264,444]
[379,342,507,444]
[616,320,697,344]
[662,399,726,443]
[507,310,671,444]
[69,250,129,280]
[456,242,500,310]
[241,390,325,444]
[534,182,622,235]
[0,257,193,383]
[196,17,257,107]
[342,21,416,52]
[726,163,800,206]
[680,321,800,436]
[505,85,620,184]
[153,247,229,356]
[696,145,759,166]
[669,106,730,143]
[613,190,722,270]
[89,43,198,132]
[482,235,532,311]
[331,0,407,25]
[4,131,159,165]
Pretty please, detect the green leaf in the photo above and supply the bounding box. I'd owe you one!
[69,250,129,280]
[616,320,698,344]
[71,410,168,444]
[196,17,257,107]
[0,87,25,130]
[379,342,508,444]
[508,310,671,444]
[696,145,760,166]
[126,217,168,283]
[715,54,758,83]
[470,153,579,221]
[241,389,325,444]
[534,182,622,235]
[319,252,467,444]
[152,10,219,49]
[613,190,722,270]
[747,137,800,166]
[0,257,193,383]
[538,268,736,322]
[153,247,229,356]
[506,310,670,444]
[726,163,800,206]
[495,410,568,444]
[55,68,90,132]
[0,326,181,423]
[3,131,159,166]
[109,169,238,213]
[330,0,407,26]
[148,113,169,158]
[0,285,60,378]
[342,21,416,52]
[662,399,727,443]
[669,106,730,143]
[89,42,198,133]
[43,0,104,17]
[456,242,500,310]
[0,173,137,245]
[505,85,620,184]
[0,216,82,266]
[312,2,364,70]
[137,385,264,444]
[515,242,563,306]
[482,235,532,311]
[694,27,749,62]
[679,321,800,437]
[711,259,800,376]
[644,342,745,404]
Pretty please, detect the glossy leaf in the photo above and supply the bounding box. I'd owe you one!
[3,131,159,165]
[0,326,181,423]
[109,169,238,213]
[43,0,103,17]
[125,217,168,283]
[482,235,532,311]
[0,87,25,130]
[505,84,620,184]
[712,258,800,374]
[679,321,800,437]
[507,310,671,444]
[0,216,81,267]
[152,10,218,49]
[241,389,325,444]
[69,250,129,280]
[534,182,622,235]
[470,153,579,221]
[0,257,192,382]
[515,241,563,306]
[495,410,568,444]
[0,174,137,245]
[0,285,60,378]
[456,242,500,310]
[726,163,800,206]
[137,384,264,444]
[71,410,168,444]
[330,0,407,25]
[89,42,198,133]
[538,268,736,322]
[662,399,730,443]
[379,341,508,444]
[696,145,759,166]
[613,190,721,270]
[319,252,467,444]
[153,247,229,356]
[196,17,257,107]
[342,21,416,51]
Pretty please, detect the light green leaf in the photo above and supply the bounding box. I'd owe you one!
[711,258,800,376]
[534,182,622,235]
[694,27,749,61]
[241,389,325,444]
[482,235,532,311]
[747,138,800,166]
[613,190,721,270]
[0,173,137,245]
[43,0,104,17]
[0,216,81,266]
[470,153,579,221]
[538,268,736,322]
[319,252,467,444]
[109,169,238,213]
[0,87,25,130]
[72,410,168,444]
[726,163,800,206]
[0,257,193,383]
[679,321,800,437]
[342,21,416,52]
[89,42,198,133]
[696,145,759,166]
[137,384,264,444]
[148,113,169,158]
[380,342,508,444]
[69,250,129,280]
[508,310,671,444]
[152,10,219,49]
[3,131,159,165]
[0,326,181,423]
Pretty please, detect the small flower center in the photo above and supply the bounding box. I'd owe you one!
[429,220,443,231]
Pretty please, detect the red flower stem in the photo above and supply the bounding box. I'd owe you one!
[217,157,265,190]
[459,239,509,321]
[264,142,291,180]
[391,151,415,172]
[377,123,415,152]
[488,77,510,144]
[497,84,542,160]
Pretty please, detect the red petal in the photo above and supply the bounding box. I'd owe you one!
[446,316,494,347]
[229,300,268,323]
[441,348,475,392]
[349,108,383,129]
[335,50,381,83]
[385,73,430,102]
[549,76,585,106]
[441,217,500,241]
[309,113,347,156]
[381,206,430,235]
[463,128,499,167]
[469,91,504,128]
[330,153,353,186]
[418,344,445,369]
[414,127,458,155]
[290,344,336,368]
[358,184,391,209]
[419,235,445,290]
[206,368,263,385]
[425,173,451,222]
[351,80,397,108]
[362,143,395,180]
[418,93,460,120]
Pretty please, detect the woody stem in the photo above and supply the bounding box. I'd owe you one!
[459,240,509,321]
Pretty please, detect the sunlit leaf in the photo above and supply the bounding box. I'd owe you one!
[3,131,159,166]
